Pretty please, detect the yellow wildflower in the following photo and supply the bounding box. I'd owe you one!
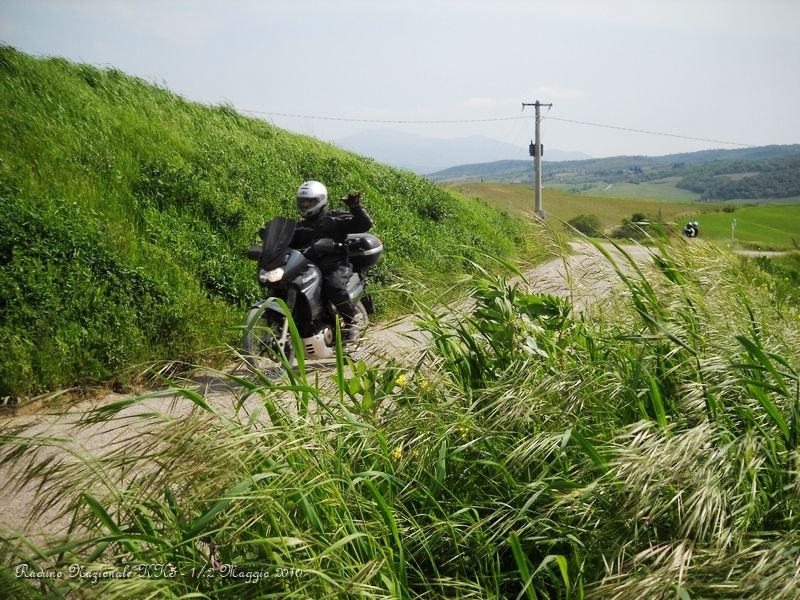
[391,446,403,460]
[419,379,430,392]
[395,373,407,387]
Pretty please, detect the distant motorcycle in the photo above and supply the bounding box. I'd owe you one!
[242,216,383,366]
[682,221,699,238]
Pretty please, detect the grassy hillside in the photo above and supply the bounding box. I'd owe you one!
[0,46,535,398]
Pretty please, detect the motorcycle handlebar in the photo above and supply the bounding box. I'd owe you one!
[310,238,344,254]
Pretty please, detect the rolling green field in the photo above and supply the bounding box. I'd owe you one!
[450,182,800,249]
[548,178,701,201]
[446,182,697,229]
[683,203,800,250]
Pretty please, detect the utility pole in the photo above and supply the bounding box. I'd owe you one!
[522,100,552,220]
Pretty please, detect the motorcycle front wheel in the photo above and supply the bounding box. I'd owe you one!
[241,306,295,369]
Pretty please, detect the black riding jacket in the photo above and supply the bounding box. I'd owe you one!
[290,205,373,264]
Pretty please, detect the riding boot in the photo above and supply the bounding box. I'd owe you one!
[321,260,362,343]
[338,304,363,343]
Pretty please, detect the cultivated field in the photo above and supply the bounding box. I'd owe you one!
[450,182,800,249]
[548,178,701,201]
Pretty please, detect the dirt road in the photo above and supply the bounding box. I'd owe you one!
[733,250,790,258]
[0,241,656,546]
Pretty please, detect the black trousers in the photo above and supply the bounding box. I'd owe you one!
[318,258,358,324]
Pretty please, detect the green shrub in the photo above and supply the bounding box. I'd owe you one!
[567,213,601,236]
[0,196,232,395]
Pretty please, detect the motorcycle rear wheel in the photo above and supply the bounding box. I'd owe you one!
[241,307,295,369]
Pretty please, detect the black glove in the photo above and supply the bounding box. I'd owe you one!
[343,192,362,208]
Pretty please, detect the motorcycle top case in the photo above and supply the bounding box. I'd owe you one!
[346,234,383,270]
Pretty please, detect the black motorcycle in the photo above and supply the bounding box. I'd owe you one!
[682,221,699,238]
[242,216,383,365]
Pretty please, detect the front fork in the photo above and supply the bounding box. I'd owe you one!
[277,288,297,345]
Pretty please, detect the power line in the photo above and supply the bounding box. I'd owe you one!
[543,116,753,147]
[239,107,755,147]
[239,109,526,124]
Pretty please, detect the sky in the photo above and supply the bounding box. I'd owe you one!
[2,0,799,158]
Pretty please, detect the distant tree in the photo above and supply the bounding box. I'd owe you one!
[676,154,800,200]
[567,214,601,236]
[612,213,650,240]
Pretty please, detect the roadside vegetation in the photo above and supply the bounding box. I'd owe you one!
[2,238,799,598]
[0,46,537,399]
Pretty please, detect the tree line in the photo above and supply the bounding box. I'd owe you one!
[675,154,800,200]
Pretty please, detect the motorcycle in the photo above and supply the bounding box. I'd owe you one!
[682,221,699,238]
[241,216,383,366]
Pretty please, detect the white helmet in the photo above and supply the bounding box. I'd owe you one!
[296,181,328,218]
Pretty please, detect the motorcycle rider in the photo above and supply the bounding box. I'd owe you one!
[291,180,373,342]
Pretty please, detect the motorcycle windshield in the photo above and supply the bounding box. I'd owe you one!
[259,217,296,266]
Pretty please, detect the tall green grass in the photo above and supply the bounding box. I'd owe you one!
[0,46,536,398]
[2,238,798,598]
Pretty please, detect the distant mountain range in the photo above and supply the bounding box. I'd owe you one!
[427,144,800,201]
[333,129,591,174]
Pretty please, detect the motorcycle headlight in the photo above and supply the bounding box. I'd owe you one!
[259,267,285,284]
